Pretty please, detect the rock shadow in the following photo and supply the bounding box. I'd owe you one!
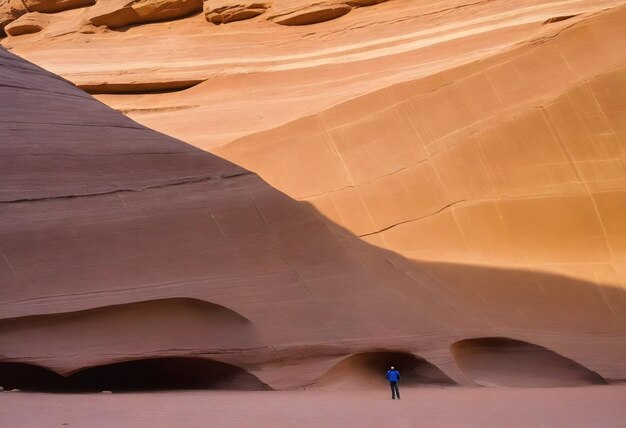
[451,337,607,387]
[0,358,271,392]
[314,350,455,390]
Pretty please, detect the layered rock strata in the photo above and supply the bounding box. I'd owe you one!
[1,0,625,391]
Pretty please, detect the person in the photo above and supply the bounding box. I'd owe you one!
[386,366,401,399]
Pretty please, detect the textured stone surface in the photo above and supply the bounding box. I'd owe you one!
[268,1,352,25]
[345,0,387,6]
[268,0,388,26]
[23,0,94,13]
[0,0,28,34]
[0,0,625,394]
[0,47,448,389]
[204,0,270,24]
[86,0,202,28]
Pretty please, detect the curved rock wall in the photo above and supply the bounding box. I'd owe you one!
[4,11,49,35]
[1,0,625,390]
[451,338,607,387]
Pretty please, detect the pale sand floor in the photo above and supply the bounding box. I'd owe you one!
[1,385,625,428]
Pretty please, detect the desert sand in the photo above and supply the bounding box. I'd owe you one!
[2,386,626,428]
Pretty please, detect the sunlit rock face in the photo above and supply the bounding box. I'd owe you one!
[204,0,270,25]
[4,12,49,36]
[85,0,203,28]
[1,0,625,391]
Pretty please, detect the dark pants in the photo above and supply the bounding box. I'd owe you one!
[389,381,400,399]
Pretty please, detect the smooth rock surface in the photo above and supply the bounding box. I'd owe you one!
[217,5,626,290]
[0,0,625,395]
[0,47,447,390]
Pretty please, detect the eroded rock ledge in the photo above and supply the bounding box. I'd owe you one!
[1,0,94,35]
[204,0,270,24]
[86,0,203,28]
[4,11,48,35]
[1,0,388,35]
[268,0,388,26]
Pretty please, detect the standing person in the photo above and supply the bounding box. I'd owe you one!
[386,366,401,399]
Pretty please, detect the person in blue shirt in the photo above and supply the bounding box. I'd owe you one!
[385,366,401,399]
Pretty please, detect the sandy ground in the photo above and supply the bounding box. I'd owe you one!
[1,386,626,428]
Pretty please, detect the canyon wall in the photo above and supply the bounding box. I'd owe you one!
[1,0,625,390]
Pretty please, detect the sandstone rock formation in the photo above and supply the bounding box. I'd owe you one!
[345,0,386,6]
[217,6,626,292]
[268,1,352,25]
[0,46,452,390]
[268,0,388,26]
[22,0,94,13]
[0,0,28,34]
[1,0,625,392]
[451,338,607,388]
[1,0,96,35]
[5,11,48,35]
[204,0,270,24]
[86,0,202,28]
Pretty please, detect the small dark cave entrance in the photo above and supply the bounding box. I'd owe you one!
[451,337,607,387]
[0,358,271,392]
[316,351,455,389]
[0,362,66,391]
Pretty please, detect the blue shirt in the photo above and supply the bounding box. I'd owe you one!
[386,369,400,382]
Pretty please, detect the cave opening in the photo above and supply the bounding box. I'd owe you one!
[451,337,607,387]
[0,358,271,392]
[315,350,455,389]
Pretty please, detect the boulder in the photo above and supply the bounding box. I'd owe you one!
[204,0,270,24]
[86,0,202,28]
[5,11,49,36]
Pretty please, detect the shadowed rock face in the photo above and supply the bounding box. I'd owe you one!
[1,0,625,390]
[0,359,271,391]
[0,46,454,387]
[314,351,455,390]
[451,338,607,387]
[0,298,264,371]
